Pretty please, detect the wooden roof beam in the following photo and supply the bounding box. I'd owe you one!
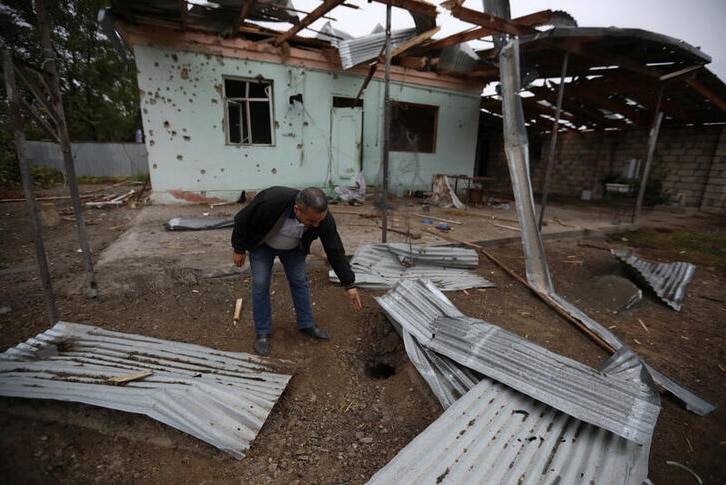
[177,0,188,30]
[274,0,345,47]
[228,0,258,38]
[415,10,552,53]
[370,0,437,19]
[447,5,539,37]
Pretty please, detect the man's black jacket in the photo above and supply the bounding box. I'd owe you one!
[231,186,356,289]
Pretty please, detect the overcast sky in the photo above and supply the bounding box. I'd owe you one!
[291,0,726,82]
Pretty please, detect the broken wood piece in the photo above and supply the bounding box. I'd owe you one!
[85,200,124,208]
[490,221,520,232]
[414,213,462,224]
[233,298,243,325]
[107,369,153,385]
[110,189,136,202]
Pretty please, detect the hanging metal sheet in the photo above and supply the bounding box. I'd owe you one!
[337,28,418,69]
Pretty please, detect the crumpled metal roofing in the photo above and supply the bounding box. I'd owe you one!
[368,366,651,484]
[371,279,656,483]
[0,322,291,459]
[611,249,696,311]
[328,243,495,290]
[498,38,714,417]
[164,216,234,231]
[376,279,660,444]
[337,28,418,69]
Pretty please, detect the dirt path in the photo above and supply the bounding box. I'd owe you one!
[1,184,724,483]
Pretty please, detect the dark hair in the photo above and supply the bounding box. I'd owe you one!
[296,187,328,213]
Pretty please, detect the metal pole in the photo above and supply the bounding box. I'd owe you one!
[632,85,664,224]
[35,0,97,296]
[538,52,569,231]
[380,1,392,243]
[2,48,59,325]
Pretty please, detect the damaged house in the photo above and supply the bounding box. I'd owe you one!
[104,0,726,214]
[106,0,485,204]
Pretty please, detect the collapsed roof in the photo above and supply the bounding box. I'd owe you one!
[107,0,726,132]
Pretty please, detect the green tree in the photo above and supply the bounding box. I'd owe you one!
[0,0,140,142]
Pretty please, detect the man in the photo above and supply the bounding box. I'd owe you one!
[231,186,362,355]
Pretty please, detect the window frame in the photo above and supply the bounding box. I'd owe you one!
[389,100,438,153]
[223,77,275,146]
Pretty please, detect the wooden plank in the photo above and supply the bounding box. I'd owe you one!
[107,369,153,385]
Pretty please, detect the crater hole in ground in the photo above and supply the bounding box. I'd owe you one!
[365,354,396,380]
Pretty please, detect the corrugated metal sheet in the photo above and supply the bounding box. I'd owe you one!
[367,373,651,484]
[611,249,696,311]
[376,279,659,444]
[164,217,234,231]
[0,322,291,459]
[337,28,418,69]
[438,43,479,74]
[372,279,655,483]
[329,243,495,290]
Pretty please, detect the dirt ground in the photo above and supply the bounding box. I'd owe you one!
[0,182,724,484]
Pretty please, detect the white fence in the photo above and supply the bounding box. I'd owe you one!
[25,141,149,178]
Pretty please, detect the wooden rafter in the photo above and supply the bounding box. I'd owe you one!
[229,0,258,38]
[177,0,188,30]
[370,0,437,19]
[413,10,553,54]
[274,0,345,47]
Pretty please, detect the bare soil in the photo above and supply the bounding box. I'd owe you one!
[0,182,724,484]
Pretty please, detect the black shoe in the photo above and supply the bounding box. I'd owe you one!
[255,335,270,356]
[299,325,330,340]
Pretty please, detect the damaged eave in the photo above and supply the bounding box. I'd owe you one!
[115,22,484,92]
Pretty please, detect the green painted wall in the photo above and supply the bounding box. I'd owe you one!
[134,45,481,203]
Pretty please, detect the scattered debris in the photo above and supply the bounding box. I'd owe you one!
[233,297,243,325]
[85,189,137,208]
[611,249,696,311]
[665,461,703,484]
[164,216,235,231]
[334,171,366,203]
[428,175,465,209]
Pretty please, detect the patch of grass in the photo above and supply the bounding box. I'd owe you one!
[609,227,726,270]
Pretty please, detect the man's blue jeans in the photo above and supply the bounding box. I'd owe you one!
[248,243,314,337]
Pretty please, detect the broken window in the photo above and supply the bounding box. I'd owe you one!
[389,101,438,153]
[224,77,274,145]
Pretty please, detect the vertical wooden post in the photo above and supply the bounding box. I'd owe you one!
[35,0,97,296]
[2,48,59,325]
[381,1,392,243]
[632,85,665,223]
[538,52,569,231]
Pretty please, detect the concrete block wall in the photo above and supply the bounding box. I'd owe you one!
[526,125,725,213]
[700,126,726,214]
